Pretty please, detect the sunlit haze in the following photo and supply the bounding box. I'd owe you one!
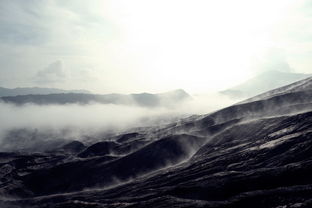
[0,0,311,93]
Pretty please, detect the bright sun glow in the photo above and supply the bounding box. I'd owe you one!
[0,0,307,93]
[101,0,298,93]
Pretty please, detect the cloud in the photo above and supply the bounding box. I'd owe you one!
[0,93,237,151]
[33,61,99,88]
[0,0,311,92]
[0,0,47,46]
[34,60,66,84]
[252,48,293,73]
[0,0,119,91]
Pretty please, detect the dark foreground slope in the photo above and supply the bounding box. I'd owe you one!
[1,77,312,208]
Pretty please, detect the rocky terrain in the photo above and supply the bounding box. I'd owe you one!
[1,77,312,208]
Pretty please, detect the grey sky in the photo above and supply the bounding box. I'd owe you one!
[0,0,311,93]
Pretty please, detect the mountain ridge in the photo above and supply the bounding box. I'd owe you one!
[0,86,90,97]
[1,77,312,207]
[221,70,311,99]
[0,89,191,107]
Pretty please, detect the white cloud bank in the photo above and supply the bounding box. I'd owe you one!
[0,93,237,151]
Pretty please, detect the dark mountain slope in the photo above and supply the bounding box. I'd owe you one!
[1,78,312,207]
[6,111,312,208]
[21,134,206,196]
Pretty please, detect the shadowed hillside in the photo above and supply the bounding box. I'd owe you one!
[1,77,312,208]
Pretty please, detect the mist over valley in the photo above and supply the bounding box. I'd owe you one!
[1,1,312,207]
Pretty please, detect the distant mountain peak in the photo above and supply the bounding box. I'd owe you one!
[221,70,311,99]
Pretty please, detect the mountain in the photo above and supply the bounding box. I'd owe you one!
[221,70,311,99]
[0,89,191,107]
[239,75,312,104]
[0,86,90,97]
[1,78,312,207]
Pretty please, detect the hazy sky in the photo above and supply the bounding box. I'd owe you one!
[0,0,311,93]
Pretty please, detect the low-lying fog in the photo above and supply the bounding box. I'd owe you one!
[0,93,238,152]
